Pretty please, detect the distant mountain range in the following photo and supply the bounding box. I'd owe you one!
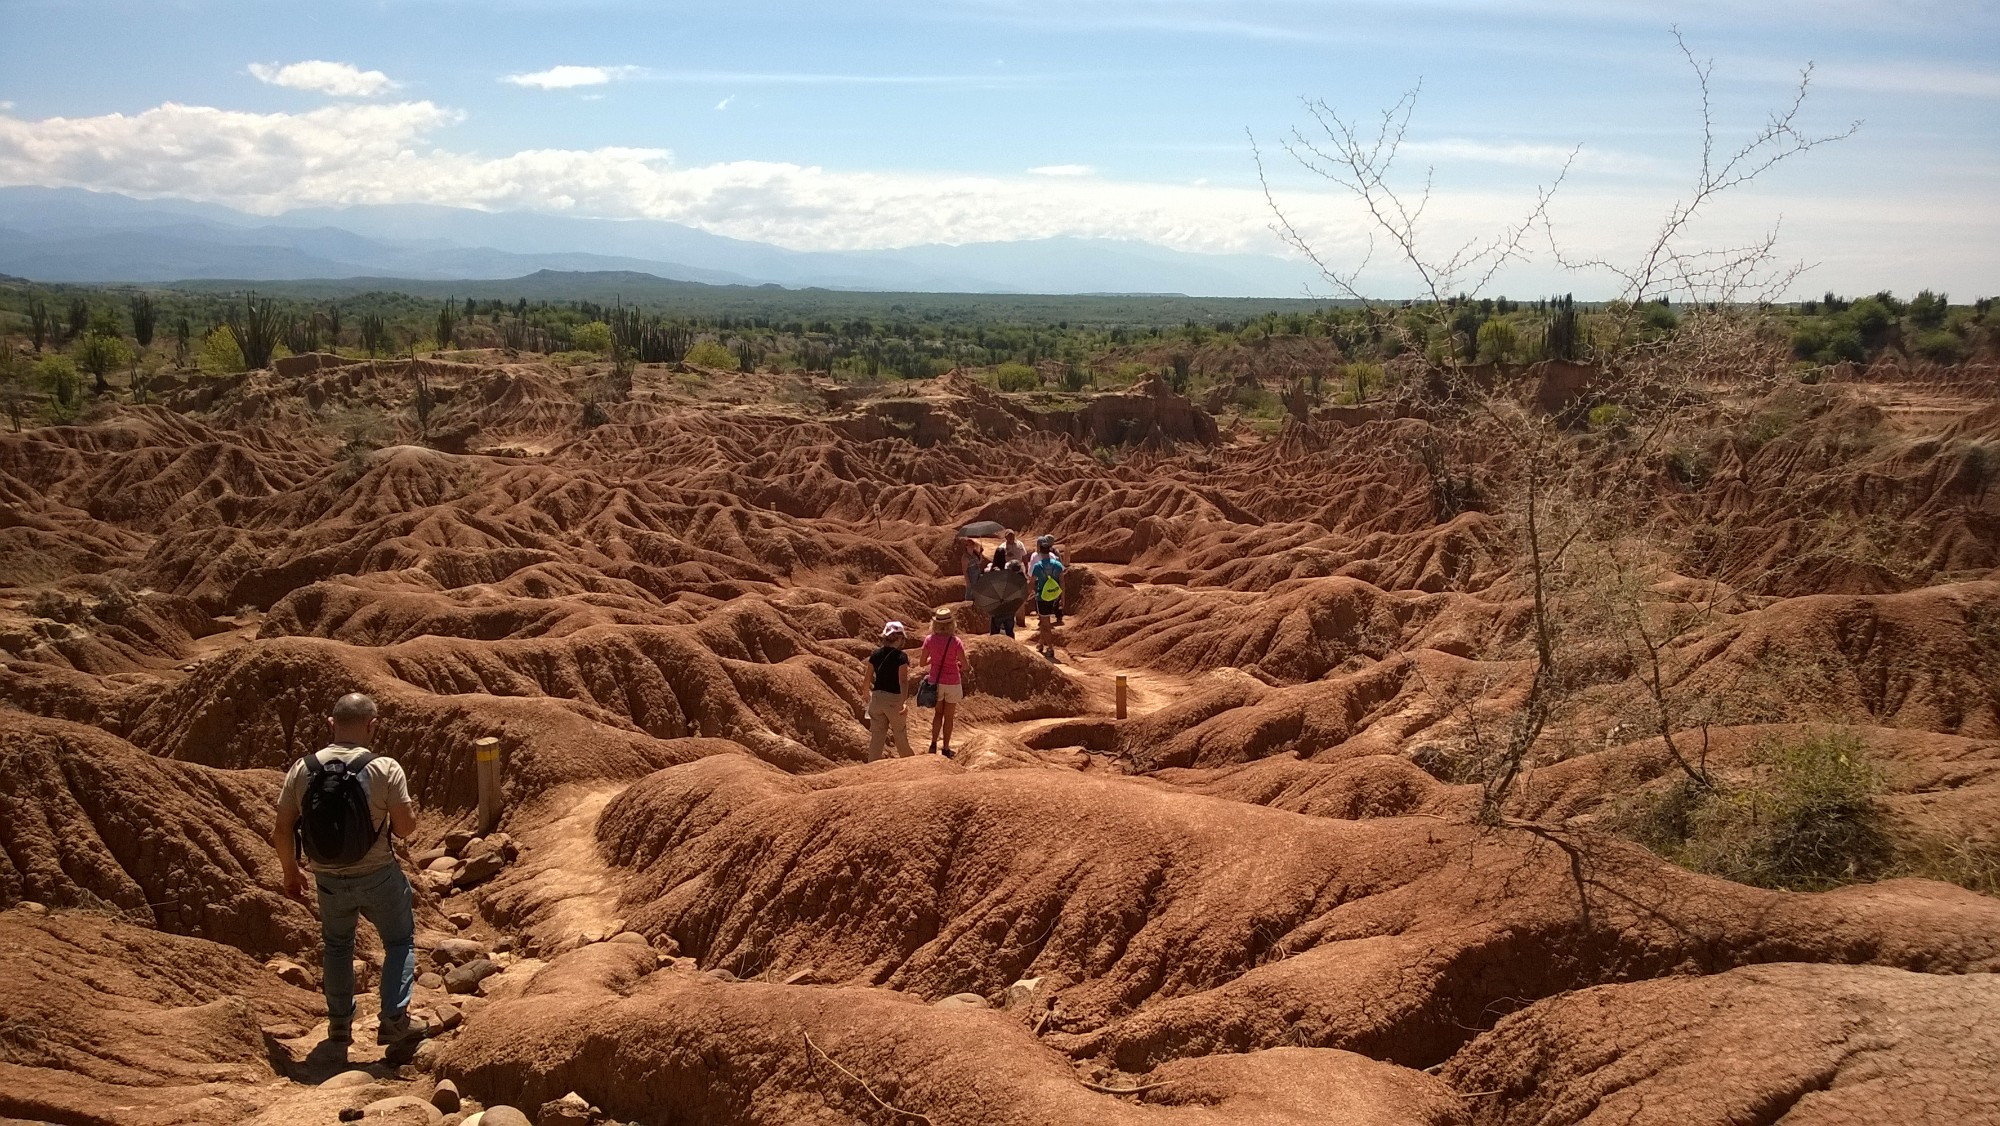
[0,186,1325,297]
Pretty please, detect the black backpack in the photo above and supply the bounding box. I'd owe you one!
[295,750,382,866]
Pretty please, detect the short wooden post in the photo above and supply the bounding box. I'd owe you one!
[474,737,502,835]
[1115,675,1128,720]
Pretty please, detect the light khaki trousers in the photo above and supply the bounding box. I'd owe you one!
[867,691,912,760]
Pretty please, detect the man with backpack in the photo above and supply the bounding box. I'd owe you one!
[273,692,424,1053]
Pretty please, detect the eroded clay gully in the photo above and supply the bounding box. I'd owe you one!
[3,356,1999,1126]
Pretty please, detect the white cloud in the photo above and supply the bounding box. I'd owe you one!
[0,98,1294,251]
[502,65,643,90]
[0,97,1989,297]
[1027,164,1093,176]
[248,60,397,98]
[715,95,735,111]
[1400,138,1664,174]
[1816,60,2000,100]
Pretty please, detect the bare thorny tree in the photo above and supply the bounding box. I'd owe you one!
[1250,29,1857,836]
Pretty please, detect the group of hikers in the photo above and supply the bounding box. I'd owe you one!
[273,532,1069,1045]
[960,528,1065,656]
[862,528,1066,762]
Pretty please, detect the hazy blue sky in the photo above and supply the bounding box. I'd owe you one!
[1,0,1994,296]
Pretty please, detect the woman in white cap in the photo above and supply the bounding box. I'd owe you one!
[862,621,914,760]
[916,607,968,757]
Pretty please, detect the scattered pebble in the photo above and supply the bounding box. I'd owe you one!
[445,958,503,994]
[536,1091,591,1125]
[362,1094,444,1123]
[264,958,312,989]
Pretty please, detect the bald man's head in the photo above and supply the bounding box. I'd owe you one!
[328,693,378,742]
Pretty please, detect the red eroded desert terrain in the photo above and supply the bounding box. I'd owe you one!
[2,353,1998,1125]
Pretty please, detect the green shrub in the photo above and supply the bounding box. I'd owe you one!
[1816,328,1865,365]
[1587,403,1632,432]
[73,332,131,392]
[1914,330,1967,364]
[569,321,614,354]
[684,339,738,370]
[1234,383,1283,418]
[198,326,245,374]
[990,362,1038,392]
[1908,289,1949,328]
[1616,731,1892,891]
[1844,297,1894,346]
[1338,362,1384,404]
[1475,318,1520,364]
[37,354,80,419]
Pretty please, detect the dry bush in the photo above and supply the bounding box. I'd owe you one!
[1612,730,1893,891]
[1896,835,2000,898]
[26,590,89,624]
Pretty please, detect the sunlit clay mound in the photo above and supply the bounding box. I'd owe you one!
[1,349,1996,1124]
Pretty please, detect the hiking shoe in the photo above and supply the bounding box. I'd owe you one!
[326,1017,352,1045]
[375,1014,427,1049]
[941,746,954,759]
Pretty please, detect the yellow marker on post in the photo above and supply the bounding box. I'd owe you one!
[474,736,502,834]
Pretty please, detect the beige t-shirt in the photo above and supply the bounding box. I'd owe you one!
[278,743,410,877]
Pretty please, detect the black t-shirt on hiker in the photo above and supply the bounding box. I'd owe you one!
[869,646,909,693]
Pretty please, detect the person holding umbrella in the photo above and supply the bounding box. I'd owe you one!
[953,519,1008,605]
[959,536,985,601]
[981,546,1025,636]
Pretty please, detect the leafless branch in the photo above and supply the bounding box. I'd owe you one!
[1252,83,1571,319]
[1547,27,1858,305]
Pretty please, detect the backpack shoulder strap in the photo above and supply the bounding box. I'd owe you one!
[344,751,390,841]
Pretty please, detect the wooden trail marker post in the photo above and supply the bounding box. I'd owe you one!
[474,737,502,835]
[1115,675,1128,720]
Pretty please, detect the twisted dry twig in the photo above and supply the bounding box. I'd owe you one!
[1081,1079,1175,1096]
[803,1031,933,1125]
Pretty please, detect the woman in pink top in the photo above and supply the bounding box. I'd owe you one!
[918,606,968,757]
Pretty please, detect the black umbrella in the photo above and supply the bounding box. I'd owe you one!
[957,520,1007,538]
[969,568,1028,616]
